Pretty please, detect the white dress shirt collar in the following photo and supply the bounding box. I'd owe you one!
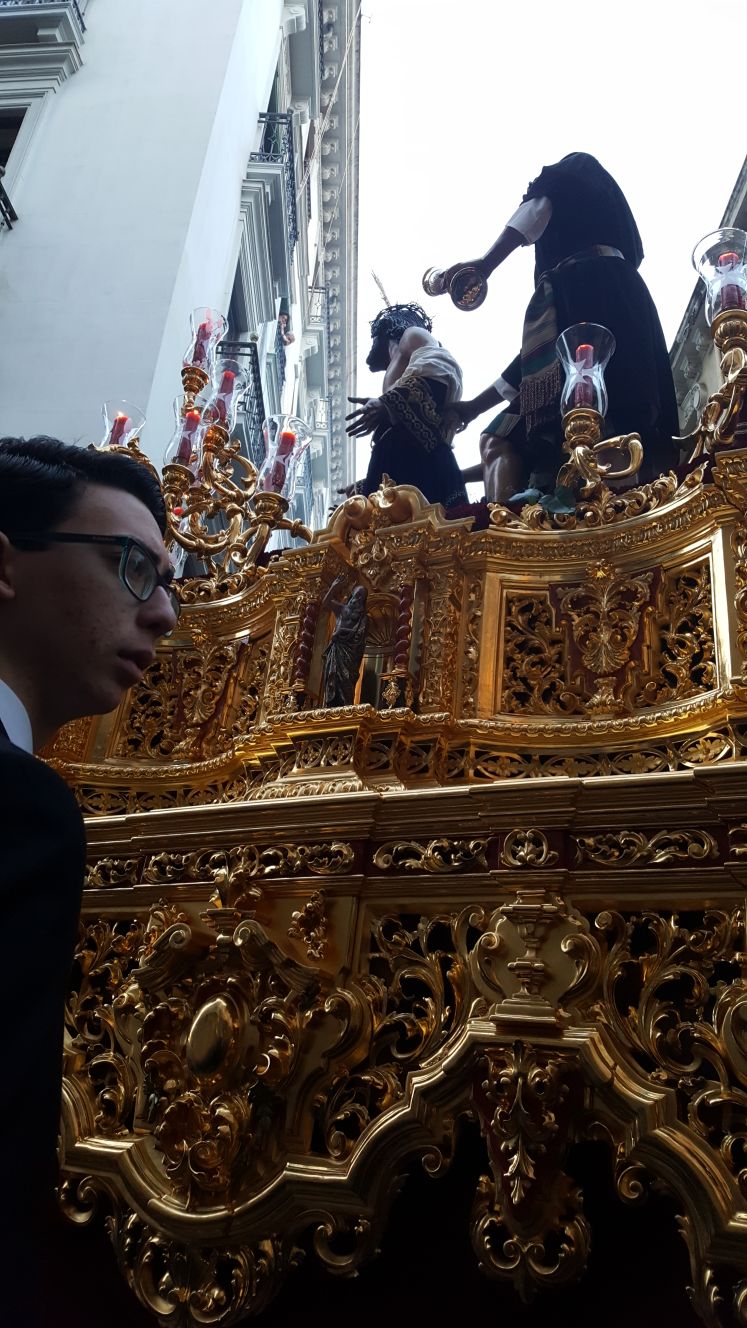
[0,678,34,753]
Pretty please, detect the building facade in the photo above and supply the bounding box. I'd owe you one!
[0,0,360,524]
[670,154,747,434]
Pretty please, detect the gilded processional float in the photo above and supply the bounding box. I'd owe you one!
[48,232,747,1325]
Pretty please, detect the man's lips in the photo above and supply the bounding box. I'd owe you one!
[118,649,155,675]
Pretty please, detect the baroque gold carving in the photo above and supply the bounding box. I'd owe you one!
[62,882,747,1325]
[464,724,737,785]
[419,552,464,713]
[635,562,716,706]
[574,828,719,867]
[472,1043,590,1300]
[287,890,328,960]
[107,1205,297,1325]
[489,470,682,532]
[501,561,713,721]
[373,838,488,873]
[261,842,354,876]
[461,578,483,717]
[595,906,747,1204]
[502,593,583,715]
[501,829,558,869]
[557,560,652,676]
[84,841,355,893]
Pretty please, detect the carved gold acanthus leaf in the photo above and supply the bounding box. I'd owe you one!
[373,838,488,873]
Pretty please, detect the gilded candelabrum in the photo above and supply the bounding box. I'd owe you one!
[161,371,312,597]
[181,360,210,406]
[557,406,644,498]
[162,421,311,587]
[685,307,747,459]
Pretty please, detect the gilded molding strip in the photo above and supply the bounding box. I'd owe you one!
[85,841,355,892]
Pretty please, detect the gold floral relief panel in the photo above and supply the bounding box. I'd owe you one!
[500,590,583,715]
[634,560,716,706]
[498,558,716,719]
[110,635,267,763]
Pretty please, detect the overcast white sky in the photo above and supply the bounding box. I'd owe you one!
[353,0,746,477]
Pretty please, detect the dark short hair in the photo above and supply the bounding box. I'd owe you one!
[0,436,167,536]
[369,302,433,344]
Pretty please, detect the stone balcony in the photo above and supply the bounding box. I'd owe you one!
[0,0,86,86]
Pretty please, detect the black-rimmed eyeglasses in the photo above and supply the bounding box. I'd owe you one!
[7,532,181,622]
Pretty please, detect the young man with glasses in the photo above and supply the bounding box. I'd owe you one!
[0,435,177,1325]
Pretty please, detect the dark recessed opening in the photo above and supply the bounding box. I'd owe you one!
[0,108,26,171]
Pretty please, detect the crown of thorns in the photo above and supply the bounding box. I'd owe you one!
[369,303,433,341]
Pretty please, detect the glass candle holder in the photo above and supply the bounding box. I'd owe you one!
[256,414,313,498]
[692,228,747,324]
[182,307,228,375]
[100,400,146,449]
[200,357,248,433]
[556,323,616,416]
[163,396,206,474]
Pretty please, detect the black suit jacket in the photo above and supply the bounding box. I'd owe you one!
[0,722,86,1320]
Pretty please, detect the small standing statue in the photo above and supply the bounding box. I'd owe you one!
[321,577,369,707]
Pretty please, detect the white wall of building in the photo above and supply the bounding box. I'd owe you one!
[0,0,283,460]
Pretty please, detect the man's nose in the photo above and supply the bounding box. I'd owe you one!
[140,584,179,637]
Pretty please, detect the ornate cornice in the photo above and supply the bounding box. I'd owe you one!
[318,1,360,492]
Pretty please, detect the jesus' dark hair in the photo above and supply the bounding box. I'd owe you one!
[369,303,433,344]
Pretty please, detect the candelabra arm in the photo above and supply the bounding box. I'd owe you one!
[591,432,644,481]
[224,493,313,572]
[679,308,747,460]
[284,518,313,542]
[232,518,274,569]
[556,409,643,498]
[201,429,258,505]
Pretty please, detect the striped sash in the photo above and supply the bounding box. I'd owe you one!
[519,244,624,438]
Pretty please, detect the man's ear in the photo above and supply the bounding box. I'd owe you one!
[0,532,17,602]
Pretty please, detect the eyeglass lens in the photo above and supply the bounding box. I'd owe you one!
[123,543,156,599]
[123,543,180,620]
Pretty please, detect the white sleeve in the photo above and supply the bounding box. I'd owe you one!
[505,196,552,244]
[493,376,519,403]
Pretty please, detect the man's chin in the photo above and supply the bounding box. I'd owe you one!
[76,673,137,721]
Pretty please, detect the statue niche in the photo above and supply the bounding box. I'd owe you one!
[321,578,369,707]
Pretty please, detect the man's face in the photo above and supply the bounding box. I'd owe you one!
[366,333,390,372]
[0,483,176,733]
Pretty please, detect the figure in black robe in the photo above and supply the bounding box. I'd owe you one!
[450,153,680,500]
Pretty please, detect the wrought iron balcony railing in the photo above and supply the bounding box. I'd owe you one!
[0,170,18,230]
[249,112,298,256]
[318,0,326,78]
[0,0,86,29]
[218,337,266,472]
[273,319,287,392]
